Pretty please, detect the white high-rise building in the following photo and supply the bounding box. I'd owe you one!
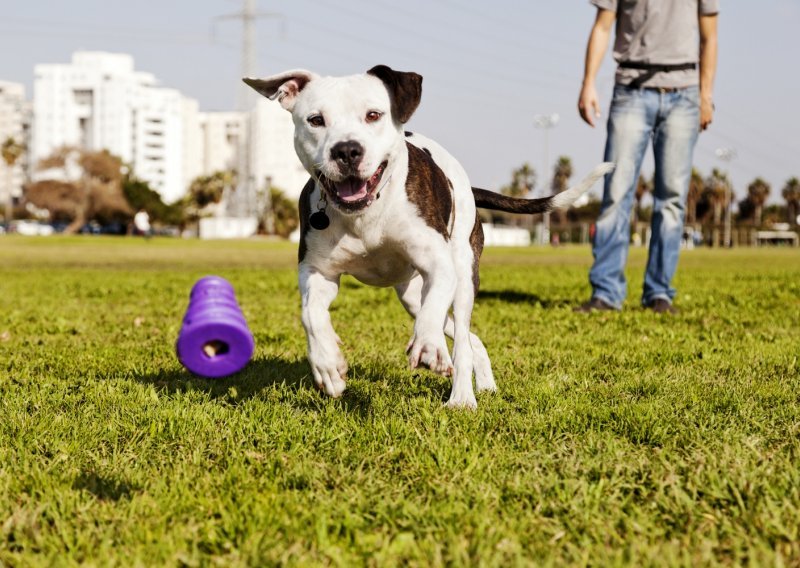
[249,98,308,200]
[197,111,245,175]
[30,50,306,216]
[192,102,306,215]
[32,51,193,203]
[0,81,30,215]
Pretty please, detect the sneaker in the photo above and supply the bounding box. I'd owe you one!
[573,297,618,313]
[645,298,679,314]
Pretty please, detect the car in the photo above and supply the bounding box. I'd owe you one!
[9,220,54,236]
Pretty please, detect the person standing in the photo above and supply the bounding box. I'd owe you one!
[133,208,151,238]
[575,0,719,314]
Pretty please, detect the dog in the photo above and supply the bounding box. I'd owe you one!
[244,65,613,408]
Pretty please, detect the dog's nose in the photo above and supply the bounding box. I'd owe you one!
[330,141,364,169]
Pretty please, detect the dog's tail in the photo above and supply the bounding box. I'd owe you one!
[472,162,614,214]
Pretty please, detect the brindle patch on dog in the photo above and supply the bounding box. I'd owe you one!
[469,212,484,294]
[405,142,453,240]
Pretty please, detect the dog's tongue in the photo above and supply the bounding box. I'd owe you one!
[335,179,369,202]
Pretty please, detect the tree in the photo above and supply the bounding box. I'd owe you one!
[686,168,704,225]
[188,170,235,209]
[24,180,82,222]
[550,157,573,225]
[551,156,572,193]
[745,177,770,226]
[182,170,236,225]
[702,168,732,225]
[268,187,299,238]
[25,147,132,233]
[496,163,537,226]
[2,137,25,221]
[501,163,536,198]
[123,176,184,226]
[782,177,800,226]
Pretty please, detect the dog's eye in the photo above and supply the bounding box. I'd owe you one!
[365,111,383,123]
[307,114,325,127]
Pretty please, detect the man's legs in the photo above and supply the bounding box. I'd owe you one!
[587,86,655,309]
[643,87,700,307]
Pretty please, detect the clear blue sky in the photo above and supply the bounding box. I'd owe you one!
[2,0,798,204]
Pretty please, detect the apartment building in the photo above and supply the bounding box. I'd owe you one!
[32,51,189,203]
[249,98,308,200]
[0,81,31,215]
[30,51,305,208]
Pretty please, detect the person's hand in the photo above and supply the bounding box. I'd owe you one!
[700,95,714,131]
[578,82,601,127]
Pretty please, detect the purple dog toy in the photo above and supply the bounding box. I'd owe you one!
[176,276,255,378]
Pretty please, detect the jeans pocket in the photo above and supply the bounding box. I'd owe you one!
[679,86,700,107]
[611,85,638,108]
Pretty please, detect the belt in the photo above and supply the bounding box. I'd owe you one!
[619,61,697,89]
[645,86,683,93]
[619,61,697,72]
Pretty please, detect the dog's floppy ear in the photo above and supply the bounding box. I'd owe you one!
[367,65,422,124]
[243,70,318,111]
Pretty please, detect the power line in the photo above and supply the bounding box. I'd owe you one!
[299,0,579,92]
[0,21,215,46]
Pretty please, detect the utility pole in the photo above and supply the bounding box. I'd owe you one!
[715,147,737,248]
[214,0,283,220]
[534,113,559,245]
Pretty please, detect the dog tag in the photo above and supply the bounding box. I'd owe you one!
[309,211,330,230]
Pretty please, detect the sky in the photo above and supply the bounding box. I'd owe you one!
[1,0,798,205]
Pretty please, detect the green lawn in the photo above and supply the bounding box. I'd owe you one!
[1,236,799,566]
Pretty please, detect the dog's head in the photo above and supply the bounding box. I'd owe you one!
[244,65,422,213]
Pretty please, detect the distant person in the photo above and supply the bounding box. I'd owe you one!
[575,0,719,314]
[133,209,151,238]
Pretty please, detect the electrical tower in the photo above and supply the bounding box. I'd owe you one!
[214,0,283,220]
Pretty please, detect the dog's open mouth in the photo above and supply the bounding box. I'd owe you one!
[320,161,388,211]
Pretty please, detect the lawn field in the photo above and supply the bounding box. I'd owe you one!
[1,236,799,566]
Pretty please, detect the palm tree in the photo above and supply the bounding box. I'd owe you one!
[184,170,237,224]
[782,177,800,226]
[550,157,573,226]
[686,168,704,225]
[746,178,770,226]
[550,156,572,193]
[2,136,25,221]
[704,168,731,225]
[499,163,536,228]
[501,163,536,198]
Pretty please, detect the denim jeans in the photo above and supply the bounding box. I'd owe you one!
[589,84,700,308]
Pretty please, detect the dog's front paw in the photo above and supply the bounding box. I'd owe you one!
[309,347,348,397]
[406,335,453,377]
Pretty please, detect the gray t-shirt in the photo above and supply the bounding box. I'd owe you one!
[591,0,720,88]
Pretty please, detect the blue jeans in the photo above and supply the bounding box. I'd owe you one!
[589,84,700,308]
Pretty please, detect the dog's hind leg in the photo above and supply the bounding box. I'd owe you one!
[396,273,495,406]
[454,319,495,394]
[445,244,484,408]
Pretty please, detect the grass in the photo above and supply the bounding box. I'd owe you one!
[1,235,799,566]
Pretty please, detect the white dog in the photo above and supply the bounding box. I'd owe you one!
[244,65,613,408]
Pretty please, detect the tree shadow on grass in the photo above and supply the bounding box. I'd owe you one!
[477,288,572,308]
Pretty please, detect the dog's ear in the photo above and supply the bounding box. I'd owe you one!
[243,70,318,112]
[367,65,422,124]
